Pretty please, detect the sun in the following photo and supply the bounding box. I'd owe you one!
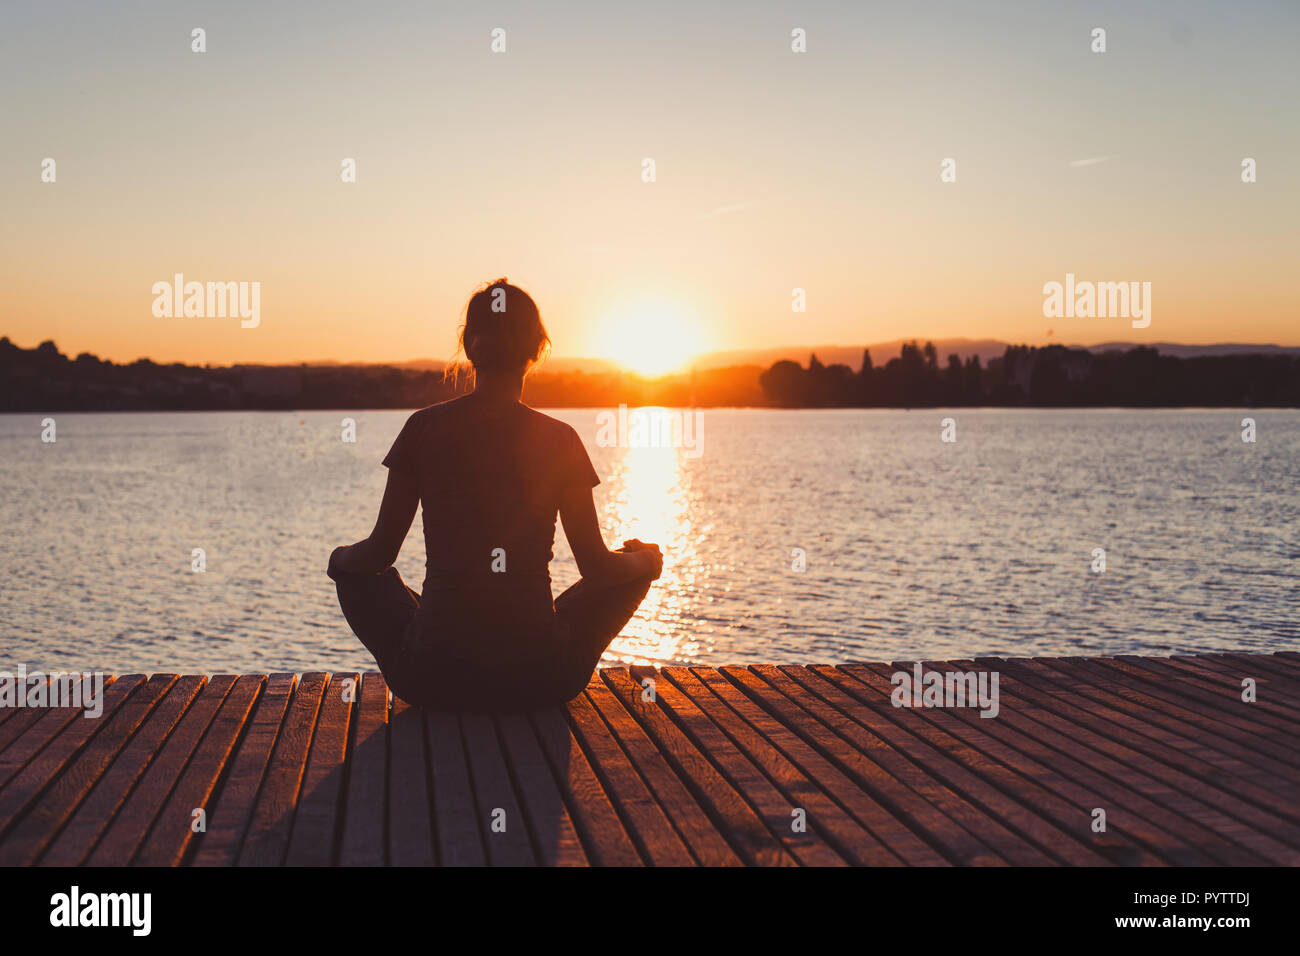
[590,298,709,377]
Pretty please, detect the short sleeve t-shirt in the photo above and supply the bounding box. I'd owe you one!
[382,395,599,627]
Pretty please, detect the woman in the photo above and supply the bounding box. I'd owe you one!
[328,279,662,710]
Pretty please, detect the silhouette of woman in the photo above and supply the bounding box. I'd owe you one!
[328,279,661,710]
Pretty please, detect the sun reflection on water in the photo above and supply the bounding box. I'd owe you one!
[600,440,705,665]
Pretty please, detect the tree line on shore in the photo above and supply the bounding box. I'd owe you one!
[3,336,1297,410]
[759,342,1300,407]
[0,338,760,410]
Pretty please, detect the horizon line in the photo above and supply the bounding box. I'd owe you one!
[7,334,1300,373]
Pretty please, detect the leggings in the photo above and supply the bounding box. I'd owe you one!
[330,562,653,711]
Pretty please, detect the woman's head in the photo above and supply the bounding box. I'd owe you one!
[454,278,549,381]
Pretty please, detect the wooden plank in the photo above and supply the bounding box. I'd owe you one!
[1196,651,1300,675]
[986,658,1300,845]
[609,667,802,867]
[0,675,107,792]
[1116,656,1300,736]
[627,666,845,866]
[0,658,1290,868]
[585,681,741,866]
[967,657,1299,865]
[1192,653,1300,707]
[1266,651,1300,672]
[697,666,948,865]
[0,676,142,823]
[284,672,357,866]
[743,664,1024,865]
[387,696,435,866]
[829,664,1226,865]
[528,707,641,866]
[188,674,295,866]
[1090,656,1300,754]
[748,664,1103,866]
[86,675,237,865]
[40,676,206,866]
[1031,657,1300,800]
[998,658,1300,785]
[0,708,48,760]
[837,660,1182,866]
[0,675,174,865]
[338,672,389,866]
[1124,653,1300,732]
[1168,654,1300,706]
[1220,652,1300,680]
[565,688,694,865]
[785,664,1140,866]
[0,676,57,756]
[1159,654,1300,726]
[494,711,588,866]
[235,672,328,866]
[132,675,263,866]
[664,666,913,866]
[1037,656,1300,780]
[425,711,487,866]
[460,712,536,866]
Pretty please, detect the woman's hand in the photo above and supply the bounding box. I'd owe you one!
[558,482,663,585]
[620,539,663,580]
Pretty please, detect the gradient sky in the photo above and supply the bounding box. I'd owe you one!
[2,0,1297,367]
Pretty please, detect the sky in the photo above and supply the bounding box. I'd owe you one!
[1,0,1297,371]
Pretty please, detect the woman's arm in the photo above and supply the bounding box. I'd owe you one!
[329,468,419,576]
[559,484,662,584]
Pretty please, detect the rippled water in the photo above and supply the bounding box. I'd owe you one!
[1,408,1296,674]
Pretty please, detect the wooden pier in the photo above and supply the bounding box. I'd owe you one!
[1,652,1298,866]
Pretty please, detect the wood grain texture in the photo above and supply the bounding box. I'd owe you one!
[1,653,1295,866]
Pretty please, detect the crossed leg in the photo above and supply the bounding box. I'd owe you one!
[330,560,654,710]
[548,570,655,700]
[329,564,419,674]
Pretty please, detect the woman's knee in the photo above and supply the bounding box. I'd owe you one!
[334,566,410,610]
[552,669,595,706]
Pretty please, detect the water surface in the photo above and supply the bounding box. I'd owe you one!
[1,408,1295,673]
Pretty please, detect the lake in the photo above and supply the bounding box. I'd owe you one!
[1,408,1296,674]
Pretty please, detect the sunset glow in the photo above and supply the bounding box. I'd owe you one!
[1,1,1296,368]
[590,299,710,377]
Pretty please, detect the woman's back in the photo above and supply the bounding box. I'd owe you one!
[384,394,600,634]
[329,278,659,709]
